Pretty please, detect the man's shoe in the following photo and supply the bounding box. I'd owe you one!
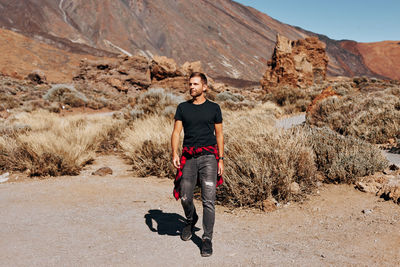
[180,213,198,241]
[201,238,213,257]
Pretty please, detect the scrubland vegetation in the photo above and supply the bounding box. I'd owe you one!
[307,86,400,144]
[0,110,123,176]
[0,81,394,209]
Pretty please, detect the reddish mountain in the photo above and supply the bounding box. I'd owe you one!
[0,28,114,82]
[0,0,398,82]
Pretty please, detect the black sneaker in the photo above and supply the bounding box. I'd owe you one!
[201,238,213,257]
[180,213,198,241]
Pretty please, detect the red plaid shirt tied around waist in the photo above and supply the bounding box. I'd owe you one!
[173,145,223,200]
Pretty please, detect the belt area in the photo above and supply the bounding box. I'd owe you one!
[190,151,212,158]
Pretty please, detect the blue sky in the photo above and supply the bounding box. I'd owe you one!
[235,0,400,42]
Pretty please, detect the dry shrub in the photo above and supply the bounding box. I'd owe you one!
[0,110,123,176]
[129,88,184,119]
[217,105,317,208]
[304,126,388,183]
[215,91,256,111]
[119,115,176,177]
[307,88,400,143]
[43,84,88,108]
[266,85,323,113]
[221,127,317,208]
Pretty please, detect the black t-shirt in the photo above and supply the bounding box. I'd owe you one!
[174,99,223,147]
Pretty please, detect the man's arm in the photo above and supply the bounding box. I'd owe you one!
[215,122,224,176]
[171,120,183,169]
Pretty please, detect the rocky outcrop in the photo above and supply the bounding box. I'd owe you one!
[356,171,400,204]
[74,55,203,93]
[261,35,329,90]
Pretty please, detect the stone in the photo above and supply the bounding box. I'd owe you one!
[108,78,128,93]
[355,173,388,194]
[362,209,373,214]
[179,61,203,76]
[151,55,181,81]
[92,167,113,176]
[27,70,47,84]
[260,34,328,90]
[262,197,278,212]
[289,182,300,194]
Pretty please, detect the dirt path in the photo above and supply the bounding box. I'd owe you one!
[1,155,400,266]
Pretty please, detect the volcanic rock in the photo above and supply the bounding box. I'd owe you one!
[92,167,113,176]
[261,34,329,90]
[27,70,47,84]
[151,56,182,81]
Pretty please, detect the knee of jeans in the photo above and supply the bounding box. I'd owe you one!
[202,199,215,209]
[181,194,193,205]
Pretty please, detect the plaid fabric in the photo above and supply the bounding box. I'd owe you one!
[173,145,223,200]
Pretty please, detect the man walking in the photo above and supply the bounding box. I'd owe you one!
[171,72,224,257]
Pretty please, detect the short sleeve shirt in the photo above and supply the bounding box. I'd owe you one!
[174,99,222,147]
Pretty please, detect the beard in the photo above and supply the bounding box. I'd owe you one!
[190,88,204,98]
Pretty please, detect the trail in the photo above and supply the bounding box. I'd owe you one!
[1,154,399,266]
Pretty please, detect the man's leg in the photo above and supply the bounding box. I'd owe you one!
[198,155,218,240]
[180,157,198,240]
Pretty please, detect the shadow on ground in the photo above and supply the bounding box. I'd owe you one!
[144,209,202,249]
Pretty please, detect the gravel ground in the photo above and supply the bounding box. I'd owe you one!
[1,155,399,266]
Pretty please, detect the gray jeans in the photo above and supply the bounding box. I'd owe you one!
[180,154,218,240]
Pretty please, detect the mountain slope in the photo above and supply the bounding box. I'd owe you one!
[0,0,397,81]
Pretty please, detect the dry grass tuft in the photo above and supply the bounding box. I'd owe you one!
[118,115,176,177]
[0,110,124,176]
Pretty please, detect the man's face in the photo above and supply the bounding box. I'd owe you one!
[189,77,206,98]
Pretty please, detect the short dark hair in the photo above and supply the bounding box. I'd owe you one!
[189,72,207,85]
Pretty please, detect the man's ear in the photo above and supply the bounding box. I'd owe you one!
[203,84,208,92]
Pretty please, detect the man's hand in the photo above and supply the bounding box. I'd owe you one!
[218,160,224,176]
[173,154,181,169]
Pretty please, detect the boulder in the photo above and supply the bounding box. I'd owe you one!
[179,61,203,76]
[151,56,182,80]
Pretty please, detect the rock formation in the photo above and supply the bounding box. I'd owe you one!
[261,35,329,90]
[74,55,203,93]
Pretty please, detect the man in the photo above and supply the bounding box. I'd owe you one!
[171,72,224,257]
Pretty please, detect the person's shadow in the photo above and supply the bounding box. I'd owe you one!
[144,209,202,249]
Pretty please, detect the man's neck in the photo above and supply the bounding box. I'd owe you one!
[192,95,206,105]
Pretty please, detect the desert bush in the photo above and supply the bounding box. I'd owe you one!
[265,85,323,113]
[215,91,257,111]
[126,88,184,120]
[221,126,318,208]
[303,126,388,183]
[0,110,124,176]
[307,89,400,143]
[119,115,176,177]
[43,84,88,108]
[0,94,21,111]
[215,91,244,102]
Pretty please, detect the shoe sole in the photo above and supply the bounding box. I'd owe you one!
[201,252,212,257]
[180,233,192,241]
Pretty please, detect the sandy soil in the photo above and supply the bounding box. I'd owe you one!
[1,155,399,266]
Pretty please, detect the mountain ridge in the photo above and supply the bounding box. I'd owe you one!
[0,0,397,81]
